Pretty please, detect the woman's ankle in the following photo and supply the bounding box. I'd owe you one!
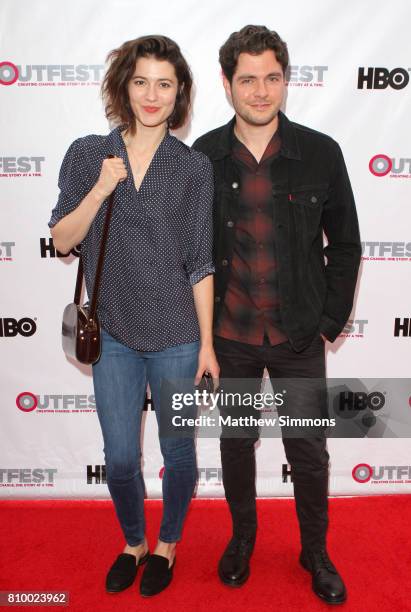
[154,540,176,565]
[123,539,148,557]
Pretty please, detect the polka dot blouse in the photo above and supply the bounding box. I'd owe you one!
[49,126,215,351]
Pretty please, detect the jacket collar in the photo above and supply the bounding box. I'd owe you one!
[209,110,301,161]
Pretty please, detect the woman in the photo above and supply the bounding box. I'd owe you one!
[49,35,219,597]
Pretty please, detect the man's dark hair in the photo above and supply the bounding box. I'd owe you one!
[102,35,192,133]
[219,25,289,82]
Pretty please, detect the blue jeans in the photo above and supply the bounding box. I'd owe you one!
[92,329,199,546]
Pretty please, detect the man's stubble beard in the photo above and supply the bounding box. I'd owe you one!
[233,102,280,128]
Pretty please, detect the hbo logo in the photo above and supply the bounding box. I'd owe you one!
[339,391,385,411]
[358,67,410,90]
[0,317,37,337]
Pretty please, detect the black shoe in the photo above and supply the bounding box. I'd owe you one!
[106,550,149,593]
[218,535,255,587]
[300,548,347,604]
[139,553,175,597]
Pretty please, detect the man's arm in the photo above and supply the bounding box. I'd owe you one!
[320,142,361,341]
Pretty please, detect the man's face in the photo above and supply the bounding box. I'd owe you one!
[223,49,286,126]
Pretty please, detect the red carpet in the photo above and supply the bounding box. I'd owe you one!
[1,497,410,611]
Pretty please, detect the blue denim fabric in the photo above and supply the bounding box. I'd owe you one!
[92,329,199,545]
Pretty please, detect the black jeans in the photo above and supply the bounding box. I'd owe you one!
[214,334,329,552]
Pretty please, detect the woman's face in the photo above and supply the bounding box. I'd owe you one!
[127,56,179,129]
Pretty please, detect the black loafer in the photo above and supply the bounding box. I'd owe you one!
[218,536,255,587]
[106,550,149,593]
[139,553,175,597]
[300,548,347,604]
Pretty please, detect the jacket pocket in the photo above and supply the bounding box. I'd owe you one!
[289,185,328,209]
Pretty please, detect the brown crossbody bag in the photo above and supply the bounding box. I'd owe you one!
[62,160,115,364]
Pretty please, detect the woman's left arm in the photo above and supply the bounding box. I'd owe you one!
[192,274,220,388]
[186,155,219,388]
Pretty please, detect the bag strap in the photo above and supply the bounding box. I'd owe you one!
[73,155,116,324]
[73,255,84,305]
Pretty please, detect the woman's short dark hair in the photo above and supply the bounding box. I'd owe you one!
[102,35,192,132]
[219,25,289,82]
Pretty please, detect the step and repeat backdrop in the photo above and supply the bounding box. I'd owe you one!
[1,0,410,499]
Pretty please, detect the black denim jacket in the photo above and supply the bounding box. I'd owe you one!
[193,111,361,351]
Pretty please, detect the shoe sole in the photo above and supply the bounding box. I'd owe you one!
[106,579,135,594]
[300,558,347,605]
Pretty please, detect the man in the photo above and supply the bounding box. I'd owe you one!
[193,25,361,604]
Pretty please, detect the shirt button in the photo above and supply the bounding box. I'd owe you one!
[221,259,229,266]
[232,182,239,189]
[257,207,262,213]
[215,296,221,303]
[258,242,264,249]
[311,195,318,204]
[226,220,234,228]
[259,278,266,284]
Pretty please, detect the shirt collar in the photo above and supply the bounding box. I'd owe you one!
[232,126,281,163]
[104,125,182,158]
[209,110,301,161]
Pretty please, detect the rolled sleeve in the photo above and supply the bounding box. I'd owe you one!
[48,138,89,228]
[189,262,215,285]
[186,155,215,286]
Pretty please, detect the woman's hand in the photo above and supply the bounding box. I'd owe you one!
[195,344,220,391]
[50,155,127,254]
[95,156,127,198]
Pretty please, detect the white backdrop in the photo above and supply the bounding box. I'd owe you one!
[1,0,410,499]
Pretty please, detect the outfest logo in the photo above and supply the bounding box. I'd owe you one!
[352,463,411,484]
[286,65,328,87]
[0,468,58,487]
[361,241,411,262]
[0,156,45,177]
[0,61,104,87]
[369,154,411,179]
[339,319,368,339]
[16,391,96,413]
[16,391,152,413]
[0,241,15,262]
